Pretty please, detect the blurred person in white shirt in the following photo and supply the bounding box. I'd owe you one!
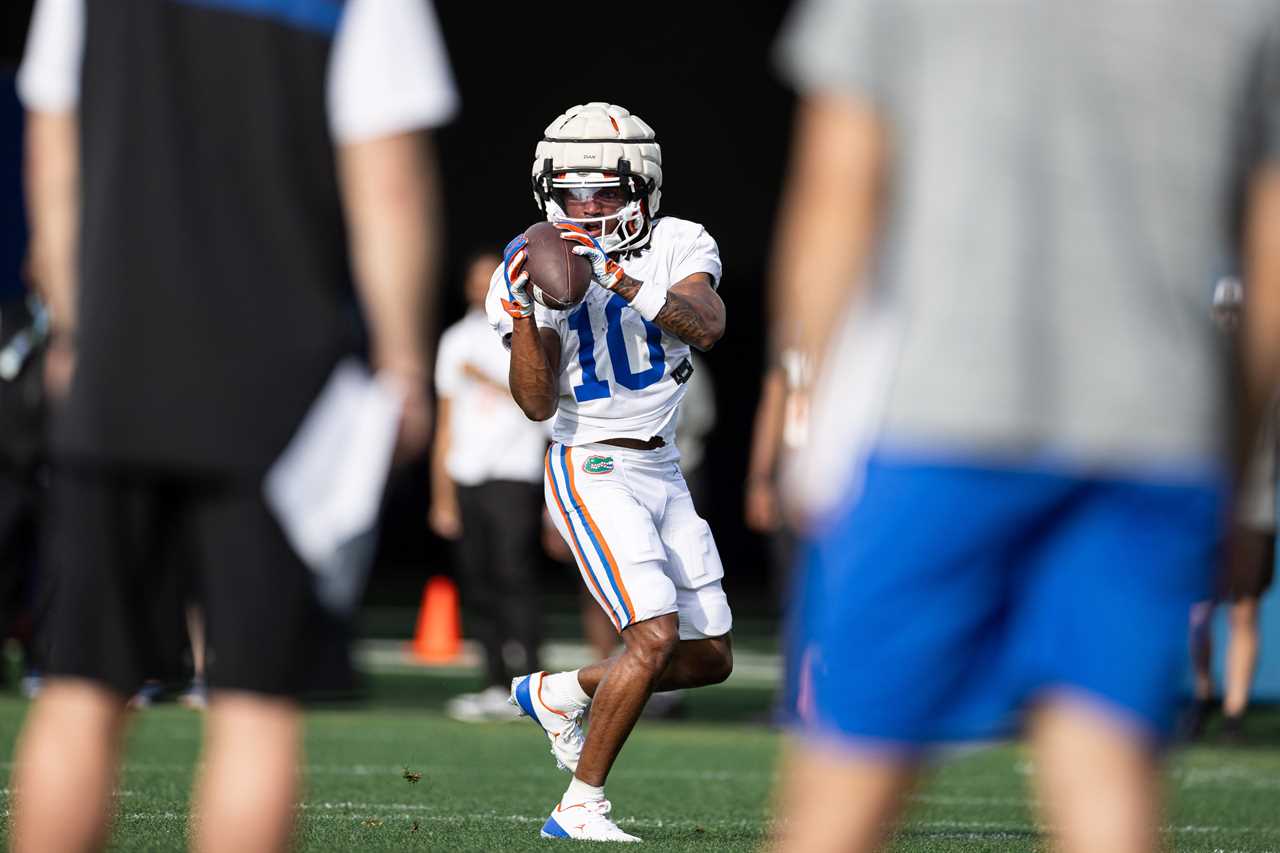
[432,251,549,722]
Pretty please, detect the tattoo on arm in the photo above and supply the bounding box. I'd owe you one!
[611,275,643,302]
[611,274,723,350]
[654,291,715,347]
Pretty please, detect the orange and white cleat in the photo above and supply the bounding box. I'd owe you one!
[540,799,641,843]
[509,671,585,773]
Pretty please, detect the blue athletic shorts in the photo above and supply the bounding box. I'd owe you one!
[787,450,1225,747]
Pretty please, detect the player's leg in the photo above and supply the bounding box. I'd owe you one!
[11,468,164,852]
[771,455,1062,852]
[645,460,734,690]
[661,634,733,687]
[1188,599,1215,733]
[572,456,737,702]
[489,479,543,678]
[580,586,620,660]
[532,613,674,843]
[518,444,680,841]
[1017,475,1222,853]
[192,691,302,853]
[572,469,731,716]
[574,611,681,784]
[520,444,677,724]
[11,679,128,853]
[450,481,541,721]
[545,503,618,661]
[1224,597,1261,721]
[446,482,519,721]
[191,481,349,852]
[180,602,209,708]
[454,483,506,688]
[508,457,604,774]
[1222,529,1273,730]
[1029,698,1161,853]
[769,739,917,853]
[573,632,732,694]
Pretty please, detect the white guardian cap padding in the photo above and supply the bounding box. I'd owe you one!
[532,102,663,254]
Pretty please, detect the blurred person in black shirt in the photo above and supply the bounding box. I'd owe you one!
[11,1,455,850]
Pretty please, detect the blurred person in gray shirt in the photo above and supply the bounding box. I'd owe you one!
[767,3,1280,852]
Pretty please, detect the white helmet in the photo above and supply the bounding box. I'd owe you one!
[531,103,663,255]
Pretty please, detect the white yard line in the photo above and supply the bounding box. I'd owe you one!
[1,799,1275,841]
[10,753,1280,788]
[1176,766,1280,790]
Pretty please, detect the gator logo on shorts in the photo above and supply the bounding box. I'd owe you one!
[582,455,614,475]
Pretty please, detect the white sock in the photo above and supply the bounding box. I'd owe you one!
[544,670,591,710]
[561,776,605,806]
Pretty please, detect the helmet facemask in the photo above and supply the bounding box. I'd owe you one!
[535,169,653,255]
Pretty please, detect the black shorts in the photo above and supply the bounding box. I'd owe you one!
[43,465,353,698]
[1219,528,1277,602]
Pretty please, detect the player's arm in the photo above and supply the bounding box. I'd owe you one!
[1241,163,1280,473]
[337,130,441,457]
[612,272,725,351]
[498,234,563,420]
[339,131,438,380]
[1237,21,1280,477]
[24,108,80,401]
[509,320,562,421]
[428,396,461,539]
[557,225,726,351]
[744,366,787,532]
[25,110,78,343]
[18,0,84,378]
[768,91,887,371]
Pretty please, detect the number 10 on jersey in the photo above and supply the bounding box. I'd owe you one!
[570,294,666,402]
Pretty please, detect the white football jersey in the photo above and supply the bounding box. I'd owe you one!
[487,216,722,447]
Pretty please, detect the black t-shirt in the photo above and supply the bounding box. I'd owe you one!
[69,2,354,473]
[18,0,457,474]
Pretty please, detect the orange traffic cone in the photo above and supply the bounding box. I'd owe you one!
[409,576,462,663]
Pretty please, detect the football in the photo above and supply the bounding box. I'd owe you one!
[523,221,593,310]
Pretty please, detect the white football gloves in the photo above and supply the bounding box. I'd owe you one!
[555,223,626,291]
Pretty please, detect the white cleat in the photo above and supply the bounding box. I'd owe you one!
[509,671,585,773]
[540,799,641,843]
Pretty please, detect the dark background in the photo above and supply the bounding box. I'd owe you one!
[1,1,799,618]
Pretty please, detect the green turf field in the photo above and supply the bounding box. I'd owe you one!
[0,672,1278,852]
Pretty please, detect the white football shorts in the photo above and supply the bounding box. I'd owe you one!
[544,441,733,640]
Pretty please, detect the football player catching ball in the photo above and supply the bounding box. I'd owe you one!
[487,102,733,843]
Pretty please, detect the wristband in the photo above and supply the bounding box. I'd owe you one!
[629,279,668,322]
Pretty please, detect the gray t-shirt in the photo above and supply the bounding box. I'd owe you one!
[778,0,1280,474]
